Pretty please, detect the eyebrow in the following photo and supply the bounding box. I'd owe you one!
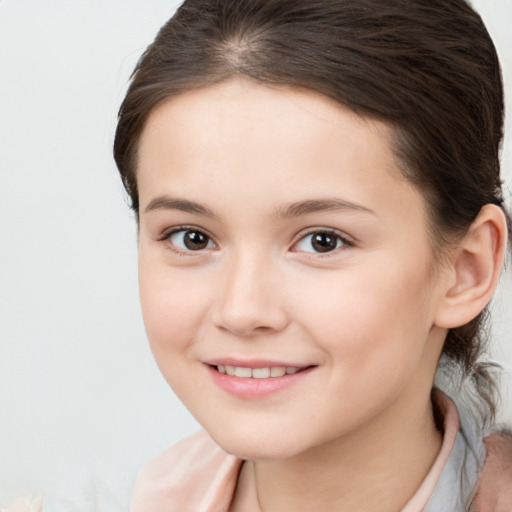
[143,196,215,217]
[274,198,375,218]
[143,195,374,219]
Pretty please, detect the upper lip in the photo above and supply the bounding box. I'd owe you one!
[204,358,313,369]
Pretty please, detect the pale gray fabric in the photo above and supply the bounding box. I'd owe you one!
[424,403,485,512]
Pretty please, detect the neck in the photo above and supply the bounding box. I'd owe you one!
[233,387,442,512]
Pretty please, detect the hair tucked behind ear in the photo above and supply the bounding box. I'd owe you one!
[114,0,511,421]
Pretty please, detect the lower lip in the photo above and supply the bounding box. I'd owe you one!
[206,365,315,398]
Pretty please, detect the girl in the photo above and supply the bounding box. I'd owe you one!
[113,0,511,510]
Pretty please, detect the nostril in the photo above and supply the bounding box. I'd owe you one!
[213,298,290,335]
[216,321,281,337]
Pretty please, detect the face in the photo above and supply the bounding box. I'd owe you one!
[136,79,449,460]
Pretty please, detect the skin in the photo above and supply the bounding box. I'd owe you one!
[135,78,503,511]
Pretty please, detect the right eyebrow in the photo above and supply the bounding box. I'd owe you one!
[143,196,216,218]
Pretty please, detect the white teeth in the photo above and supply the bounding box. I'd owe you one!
[252,367,271,379]
[235,366,252,378]
[270,366,286,377]
[217,365,302,378]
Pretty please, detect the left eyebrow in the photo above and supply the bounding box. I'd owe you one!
[274,198,375,219]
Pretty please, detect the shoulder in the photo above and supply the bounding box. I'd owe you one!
[130,430,243,512]
[473,429,512,511]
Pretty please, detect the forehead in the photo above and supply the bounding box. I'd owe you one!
[137,79,426,226]
[140,79,392,149]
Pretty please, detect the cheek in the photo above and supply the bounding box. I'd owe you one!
[290,264,438,436]
[138,256,211,357]
[293,256,436,369]
[138,264,214,401]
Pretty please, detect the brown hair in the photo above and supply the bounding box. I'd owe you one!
[114,0,511,420]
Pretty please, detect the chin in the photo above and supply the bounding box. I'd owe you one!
[204,422,314,461]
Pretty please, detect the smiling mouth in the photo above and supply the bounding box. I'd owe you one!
[212,365,311,379]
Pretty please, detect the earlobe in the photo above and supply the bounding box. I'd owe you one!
[434,204,508,329]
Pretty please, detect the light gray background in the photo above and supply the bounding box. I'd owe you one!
[0,1,510,510]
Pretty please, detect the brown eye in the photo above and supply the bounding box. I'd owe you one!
[294,230,346,253]
[169,229,215,251]
[311,233,339,252]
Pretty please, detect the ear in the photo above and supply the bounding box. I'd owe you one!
[434,204,508,329]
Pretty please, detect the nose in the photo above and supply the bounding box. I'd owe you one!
[212,252,290,337]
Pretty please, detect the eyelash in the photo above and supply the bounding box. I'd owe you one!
[157,226,354,256]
